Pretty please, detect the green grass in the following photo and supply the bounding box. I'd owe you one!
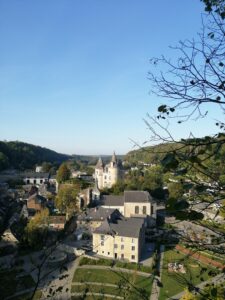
[10,290,42,300]
[72,268,153,300]
[71,284,122,295]
[79,256,152,273]
[159,247,220,300]
[71,296,116,300]
[0,269,35,299]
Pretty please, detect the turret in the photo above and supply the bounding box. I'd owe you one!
[110,151,117,167]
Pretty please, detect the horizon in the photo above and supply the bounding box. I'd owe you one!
[1,1,221,155]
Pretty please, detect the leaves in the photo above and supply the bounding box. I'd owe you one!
[161,153,179,171]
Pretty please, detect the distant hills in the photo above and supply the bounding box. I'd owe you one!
[125,143,178,165]
[0,141,71,171]
[0,141,126,171]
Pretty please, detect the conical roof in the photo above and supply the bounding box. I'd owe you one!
[96,157,103,169]
[111,151,117,163]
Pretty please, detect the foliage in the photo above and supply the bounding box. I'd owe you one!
[142,4,225,254]
[55,184,79,217]
[56,163,71,183]
[180,289,196,300]
[168,182,184,200]
[0,141,70,170]
[23,208,49,248]
[0,151,9,170]
[201,0,225,18]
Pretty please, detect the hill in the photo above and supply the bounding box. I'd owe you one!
[125,143,179,165]
[0,141,71,171]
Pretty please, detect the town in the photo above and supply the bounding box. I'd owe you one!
[0,147,224,300]
[1,1,225,300]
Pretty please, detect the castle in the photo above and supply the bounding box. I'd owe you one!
[94,152,122,189]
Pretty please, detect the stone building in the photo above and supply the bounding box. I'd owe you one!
[93,217,146,263]
[94,152,122,189]
[101,191,156,225]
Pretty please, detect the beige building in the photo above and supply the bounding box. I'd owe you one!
[101,191,156,225]
[93,217,145,263]
[94,152,122,189]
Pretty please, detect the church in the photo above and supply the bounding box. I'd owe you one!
[94,152,122,189]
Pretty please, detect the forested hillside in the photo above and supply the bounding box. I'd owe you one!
[0,141,70,171]
[125,143,180,165]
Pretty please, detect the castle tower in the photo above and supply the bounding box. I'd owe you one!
[95,157,104,189]
[94,152,122,189]
[109,151,119,186]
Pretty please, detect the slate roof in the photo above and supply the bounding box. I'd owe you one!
[77,207,120,222]
[96,157,104,169]
[23,172,50,179]
[102,191,152,206]
[101,195,124,206]
[124,191,152,203]
[94,217,145,238]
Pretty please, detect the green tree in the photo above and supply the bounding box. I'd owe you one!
[55,185,79,218]
[24,208,49,248]
[168,182,184,200]
[41,161,52,172]
[0,152,9,170]
[56,163,71,183]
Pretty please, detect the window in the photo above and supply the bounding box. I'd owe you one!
[121,237,124,242]
[135,206,139,214]
[132,246,135,251]
[114,244,118,249]
[143,206,147,214]
[121,254,124,259]
[131,255,135,260]
[132,238,135,243]
[121,245,124,250]
[151,205,154,214]
[102,251,104,254]
[108,252,110,255]
[101,241,104,246]
[101,235,104,240]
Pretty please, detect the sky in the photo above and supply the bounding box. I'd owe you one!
[0,0,221,155]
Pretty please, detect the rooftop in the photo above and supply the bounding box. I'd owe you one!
[94,217,145,238]
[102,195,124,206]
[78,206,121,221]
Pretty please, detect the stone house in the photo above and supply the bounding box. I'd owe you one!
[93,217,146,263]
[101,191,156,225]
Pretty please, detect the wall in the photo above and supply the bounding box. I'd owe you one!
[93,233,140,263]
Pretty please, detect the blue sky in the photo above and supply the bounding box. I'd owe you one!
[0,0,220,155]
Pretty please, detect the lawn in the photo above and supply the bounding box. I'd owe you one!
[159,246,220,300]
[79,256,152,273]
[0,269,35,299]
[9,290,42,300]
[72,268,153,300]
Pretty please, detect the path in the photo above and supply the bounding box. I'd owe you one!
[40,256,82,300]
[149,244,165,300]
[171,272,225,300]
[72,282,119,287]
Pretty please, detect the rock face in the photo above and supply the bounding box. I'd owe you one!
[0,183,27,240]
